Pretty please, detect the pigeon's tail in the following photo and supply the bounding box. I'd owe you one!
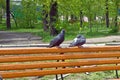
[48,44,53,48]
[48,46,51,48]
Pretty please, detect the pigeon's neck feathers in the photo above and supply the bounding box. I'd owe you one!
[61,29,65,34]
[74,38,78,43]
[81,35,85,38]
[59,31,65,37]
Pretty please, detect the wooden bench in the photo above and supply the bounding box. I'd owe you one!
[0,46,120,79]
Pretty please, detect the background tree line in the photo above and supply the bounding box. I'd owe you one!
[0,0,120,36]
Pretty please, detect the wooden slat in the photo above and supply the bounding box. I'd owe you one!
[0,46,119,55]
[1,65,120,78]
[0,52,120,63]
[0,58,120,70]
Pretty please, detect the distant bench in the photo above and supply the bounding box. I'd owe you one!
[0,46,120,79]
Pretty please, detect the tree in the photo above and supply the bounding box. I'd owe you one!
[38,0,59,36]
[9,0,119,34]
[0,8,2,24]
[114,0,120,27]
[12,0,38,28]
[42,4,49,31]
[49,0,59,36]
[80,10,83,27]
[6,0,11,29]
[105,0,109,28]
[0,0,5,24]
[108,0,120,32]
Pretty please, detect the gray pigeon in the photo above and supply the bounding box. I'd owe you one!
[69,34,86,47]
[49,29,65,48]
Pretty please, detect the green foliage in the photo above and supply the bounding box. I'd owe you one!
[109,26,119,33]
[9,0,120,33]
[0,24,6,30]
[0,0,120,39]
[0,0,6,8]
[0,0,5,24]
[13,0,38,28]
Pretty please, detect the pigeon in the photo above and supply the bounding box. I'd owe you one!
[49,29,65,48]
[69,34,86,47]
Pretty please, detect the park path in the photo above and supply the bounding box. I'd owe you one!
[64,35,120,44]
[0,31,42,45]
[0,31,120,47]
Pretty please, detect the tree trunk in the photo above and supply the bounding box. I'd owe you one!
[80,10,83,27]
[0,8,2,24]
[114,1,119,27]
[88,6,92,32]
[65,15,68,21]
[6,0,11,29]
[42,5,49,31]
[49,1,58,36]
[114,16,118,27]
[105,0,109,28]
[88,15,92,32]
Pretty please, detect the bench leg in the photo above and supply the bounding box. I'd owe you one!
[55,74,59,80]
[60,72,64,80]
[115,70,119,79]
[55,53,65,80]
[60,53,65,80]
[56,60,64,80]
[115,57,119,78]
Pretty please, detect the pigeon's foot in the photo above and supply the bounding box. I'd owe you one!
[74,66,81,68]
[78,46,84,48]
[56,46,62,48]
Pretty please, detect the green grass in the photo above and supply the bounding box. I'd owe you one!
[0,24,7,30]
[0,22,120,42]
[63,70,120,80]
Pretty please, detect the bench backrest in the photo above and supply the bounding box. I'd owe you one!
[0,46,120,79]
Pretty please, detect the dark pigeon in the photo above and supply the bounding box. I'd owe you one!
[69,34,86,47]
[49,29,65,48]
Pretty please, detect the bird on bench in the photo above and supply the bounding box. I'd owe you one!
[49,29,65,48]
[69,34,86,47]
[69,34,88,75]
[49,29,65,80]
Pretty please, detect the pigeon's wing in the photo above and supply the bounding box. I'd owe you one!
[69,38,78,47]
[49,35,60,47]
[74,38,82,46]
[69,37,86,47]
[80,36,86,44]
[76,37,86,46]
[49,29,65,47]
